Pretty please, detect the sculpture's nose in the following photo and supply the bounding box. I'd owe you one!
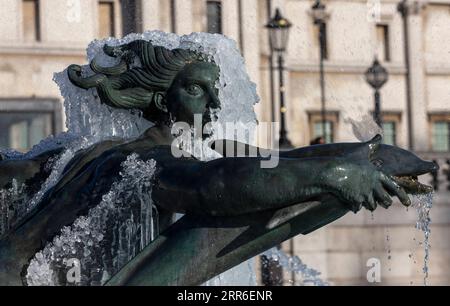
[207,87,221,110]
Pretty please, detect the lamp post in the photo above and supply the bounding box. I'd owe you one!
[266,8,292,149]
[365,58,389,127]
[261,8,293,287]
[311,0,328,142]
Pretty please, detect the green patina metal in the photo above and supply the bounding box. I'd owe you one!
[0,40,437,286]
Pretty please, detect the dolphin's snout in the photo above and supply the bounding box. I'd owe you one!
[431,161,440,172]
[415,160,439,176]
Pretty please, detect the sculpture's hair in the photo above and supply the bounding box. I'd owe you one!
[67,40,211,123]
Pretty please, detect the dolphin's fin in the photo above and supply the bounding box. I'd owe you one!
[265,201,322,230]
[366,134,382,161]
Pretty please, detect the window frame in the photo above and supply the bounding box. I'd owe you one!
[21,0,41,42]
[120,0,143,35]
[429,113,450,152]
[308,111,339,144]
[0,98,63,149]
[380,113,401,146]
[376,24,391,62]
[97,0,122,39]
[206,0,223,34]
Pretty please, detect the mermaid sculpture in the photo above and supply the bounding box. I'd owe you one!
[0,38,437,286]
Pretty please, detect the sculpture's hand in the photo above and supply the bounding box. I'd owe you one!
[320,159,411,213]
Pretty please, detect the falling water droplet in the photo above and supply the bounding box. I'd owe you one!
[413,193,433,286]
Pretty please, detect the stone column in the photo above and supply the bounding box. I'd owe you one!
[141,0,160,31]
[0,0,20,42]
[174,0,193,35]
[222,0,240,44]
[240,0,261,122]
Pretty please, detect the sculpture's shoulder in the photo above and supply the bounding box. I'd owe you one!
[0,147,64,190]
[54,135,172,192]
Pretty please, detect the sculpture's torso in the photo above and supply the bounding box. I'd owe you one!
[0,126,181,285]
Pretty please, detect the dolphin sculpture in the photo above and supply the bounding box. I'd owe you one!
[106,135,437,286]
[0,36,438,286]
[0,134,436,286]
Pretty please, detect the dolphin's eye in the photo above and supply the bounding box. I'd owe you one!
[372,159,383,168]
[185,84,204,96]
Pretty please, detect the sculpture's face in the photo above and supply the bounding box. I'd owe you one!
[166,62,220,126]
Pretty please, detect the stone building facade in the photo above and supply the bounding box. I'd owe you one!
[0,0,449,285]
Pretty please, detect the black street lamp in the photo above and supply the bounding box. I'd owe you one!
[262,8,293,287]
[311,0,328,142]
[365,58,389,127]
[266,8,292,149]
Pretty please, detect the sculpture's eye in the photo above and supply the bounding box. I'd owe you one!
[372,159,383,168]
[185,84,204,96]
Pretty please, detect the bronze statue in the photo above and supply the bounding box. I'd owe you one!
[0,40,437,286]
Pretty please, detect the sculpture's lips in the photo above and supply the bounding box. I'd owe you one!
[390,160,437,195]
[394,175,434,195]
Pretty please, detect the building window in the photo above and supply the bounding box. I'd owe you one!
[432,122,450,152]
[0,112,52,152]
[121,0,142,35]
[0,99,61,153]
[158,0,175,33]
[429,114,450,152]
[309,112,338,144]
[376,24,390,62]
[313,121,333,143]
[207,1,222,34]
[98,1,115,38]
[382,121,396,145]
[22,0,40,42]
[170,0,176,33]
[379,113,401,146]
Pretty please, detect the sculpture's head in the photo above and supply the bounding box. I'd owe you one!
[67,40,220,126]
[165,61,220,126]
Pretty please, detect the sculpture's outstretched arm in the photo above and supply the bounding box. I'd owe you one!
[209,135,435,196]
[153,140,410,216]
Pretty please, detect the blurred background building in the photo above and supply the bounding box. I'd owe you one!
[0,0,449,285]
